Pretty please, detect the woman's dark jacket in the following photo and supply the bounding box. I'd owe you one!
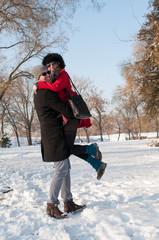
[34,89,74,162]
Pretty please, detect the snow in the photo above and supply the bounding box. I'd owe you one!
[0,138,159,240]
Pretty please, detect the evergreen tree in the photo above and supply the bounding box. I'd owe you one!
[0,134,12,148]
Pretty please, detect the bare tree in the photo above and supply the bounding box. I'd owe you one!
[72,76,108,141]
[0,41,59,101]
[0,93,21,145]
[0,0,105,100]
[121,63,144,139]
[88,87,108,141]
[112,86,137,140]
[72,76,93,142]
[5,77,35,145]
[102,112,119,140]
[3,101,21,146]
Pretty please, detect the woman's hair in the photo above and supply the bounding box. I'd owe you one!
[42,53,66,69]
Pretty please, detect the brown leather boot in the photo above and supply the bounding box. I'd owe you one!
[64,199,86,213]
[46,203,67,219]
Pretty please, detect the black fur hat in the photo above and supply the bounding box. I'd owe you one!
[42,53,66,69]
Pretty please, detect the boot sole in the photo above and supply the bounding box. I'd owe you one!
[46,210,68,219]
[94,143,102,161]
[97,163,107,180]
[47,213,68,219]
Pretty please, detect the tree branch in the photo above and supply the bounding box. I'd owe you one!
[0,41,30,49]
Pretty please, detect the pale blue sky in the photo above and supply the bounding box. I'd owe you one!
[63,0,150,101]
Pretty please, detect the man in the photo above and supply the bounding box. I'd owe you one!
[32,65,86,219]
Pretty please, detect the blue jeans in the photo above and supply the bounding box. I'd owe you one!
[49,158,73,204]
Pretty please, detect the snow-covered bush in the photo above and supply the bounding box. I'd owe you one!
[0,134,12,148]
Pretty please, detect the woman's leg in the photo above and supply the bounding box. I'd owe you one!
[63,119,87,156]
[64,119,101,159]
[63,119,105,175]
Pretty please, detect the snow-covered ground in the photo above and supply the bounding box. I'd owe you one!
[0,138,159,240]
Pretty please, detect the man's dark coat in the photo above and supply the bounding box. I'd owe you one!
[34,89,74,162]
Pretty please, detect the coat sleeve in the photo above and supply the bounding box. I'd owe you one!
[38,72,70,92]
[46,90,74,119]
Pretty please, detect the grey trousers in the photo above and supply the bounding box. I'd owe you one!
[49,158,73,204]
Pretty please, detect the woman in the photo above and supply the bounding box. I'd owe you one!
[33,53,107,180]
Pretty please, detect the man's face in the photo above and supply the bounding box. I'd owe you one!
[39,70,52,82]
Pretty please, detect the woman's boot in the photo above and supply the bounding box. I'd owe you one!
[97,162,107,180]
[85,143,102,161]
[85,155,107,180]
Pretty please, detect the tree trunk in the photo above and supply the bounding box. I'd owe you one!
[83,127,89,143]
[99,124,103,141]
[15,131,20,147]
[155,118,159,138]
[77,132,83,142]
[128,129,131,140]
[138,127,141,140]
[27,127,32,146]
[117,129,121,141]
[1,114,4,137]
[12,126,21,147]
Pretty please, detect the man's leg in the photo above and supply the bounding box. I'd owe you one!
[49,158,71,204]
[60,158,72,202]
[60,158,86,213]
[46,158,71,219]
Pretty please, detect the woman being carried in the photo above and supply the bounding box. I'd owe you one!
[33,53,107,180]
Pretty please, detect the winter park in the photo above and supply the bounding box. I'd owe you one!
[1,0,159,240]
